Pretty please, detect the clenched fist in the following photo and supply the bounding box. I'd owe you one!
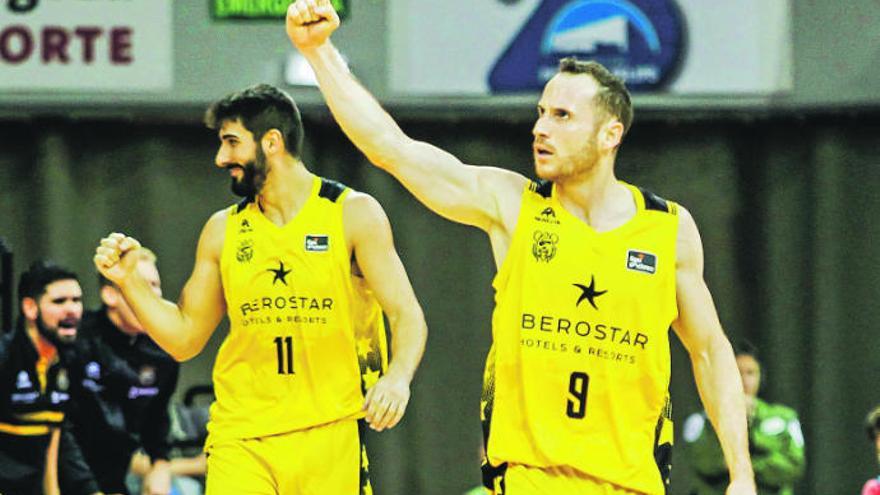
[286,0,340,51]
[94,233,143,286]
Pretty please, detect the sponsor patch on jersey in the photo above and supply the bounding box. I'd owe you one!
[759,416,787,436]
[626,250,657,274]
[305,234,329,252]
[139,366,157,386]
[56,368,69,391]
[86,361,101,380]
[16,370,32,390]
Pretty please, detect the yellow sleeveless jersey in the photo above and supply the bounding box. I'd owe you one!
[207,177,387,445]
[484,180,678,494]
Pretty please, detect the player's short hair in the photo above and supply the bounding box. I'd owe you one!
[732,340,761,362]
[204,84,305,158]
[18,260,79,303]
[557,58,633,138]
[97,247,157,288]
[866,406,880,442]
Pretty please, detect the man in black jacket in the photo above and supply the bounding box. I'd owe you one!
[0,260,100,495]
[64,248,179,495]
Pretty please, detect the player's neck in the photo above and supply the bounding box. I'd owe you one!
[556,162,633,230]
[26,324,58,362]
[256,156,314,226]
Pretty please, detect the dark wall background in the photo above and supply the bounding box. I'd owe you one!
[0,110,878,494]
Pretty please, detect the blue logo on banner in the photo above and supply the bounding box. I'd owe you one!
[489,0,685,92]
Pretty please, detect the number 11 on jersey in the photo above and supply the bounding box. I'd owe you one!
[274,336,295,374]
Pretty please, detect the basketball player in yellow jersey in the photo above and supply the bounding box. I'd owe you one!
[288,1,757,494]
[93,84,427,495]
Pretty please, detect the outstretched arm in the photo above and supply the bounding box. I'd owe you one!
[94,212,228,361]
[672,207,756,495]
[287,0,526,233]
[344,193,427,431]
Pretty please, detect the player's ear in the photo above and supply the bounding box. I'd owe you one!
[261,129,286,156]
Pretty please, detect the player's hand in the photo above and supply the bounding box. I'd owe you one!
[94,233,142,286]
[362,372,411,431]
[726,476,757,495]
[286,0,340,51]
[142,460,172,495]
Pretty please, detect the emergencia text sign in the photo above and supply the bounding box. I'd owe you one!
[213,0,349,20]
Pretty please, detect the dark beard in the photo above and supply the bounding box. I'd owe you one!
[35,312,77,348]
[229,148,269,198]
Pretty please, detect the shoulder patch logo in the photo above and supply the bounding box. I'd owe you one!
[626,250,657,274]
[305,234,329,252]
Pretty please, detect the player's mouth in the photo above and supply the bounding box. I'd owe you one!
[227,165,245,179]
[57,318,79,338]
[533,143,555,160]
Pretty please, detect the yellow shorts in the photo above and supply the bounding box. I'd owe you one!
[485,464,641,495]
[205,419,371,495]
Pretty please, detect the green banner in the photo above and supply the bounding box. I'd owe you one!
[213,0,349,20]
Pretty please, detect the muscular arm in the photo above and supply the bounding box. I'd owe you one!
[344,193,427,430]
[671,207,755,493]
[287,1,526,234]
[95,211,227,361]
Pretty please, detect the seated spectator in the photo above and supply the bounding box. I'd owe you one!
[862,406,880,495]
[63,248,179,495]
[683,342,805,495]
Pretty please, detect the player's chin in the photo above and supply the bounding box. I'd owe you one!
[534,161,562,181]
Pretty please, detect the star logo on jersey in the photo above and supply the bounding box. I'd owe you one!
[573,275,607,310]
[268,261,292,285]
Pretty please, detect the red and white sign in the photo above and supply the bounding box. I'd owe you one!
[0,0,172,91]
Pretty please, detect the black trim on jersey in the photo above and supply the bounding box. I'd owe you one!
[653,397,673,493]
[319,179,347,202]
[235,197,252,213]
[357,419,371,495]
[639,188,671,213]
[532,180,553,198]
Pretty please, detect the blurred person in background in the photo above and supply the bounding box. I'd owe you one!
[0,260,101,495]
[862,406,880,495]
[684,342,805,495]
[62,247,179,495]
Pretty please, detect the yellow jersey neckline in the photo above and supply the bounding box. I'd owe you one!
[549,181,644,236]
[249,175,322,231]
